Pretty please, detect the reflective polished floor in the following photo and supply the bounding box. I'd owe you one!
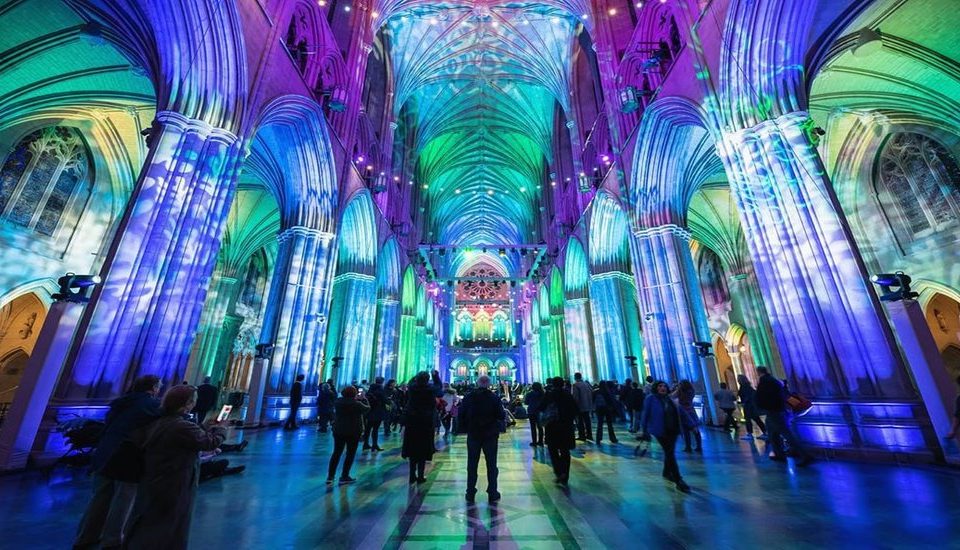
[2,423,959,549]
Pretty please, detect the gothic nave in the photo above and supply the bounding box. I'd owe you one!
[0,0,959,548]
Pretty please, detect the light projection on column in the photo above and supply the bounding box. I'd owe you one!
[588,193,643,383]
[324,193,378,388]
[563,238,596,379]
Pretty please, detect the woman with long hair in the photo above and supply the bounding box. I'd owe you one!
[736,374,767,440]
[642,381,691,493]
[674,380,702,452]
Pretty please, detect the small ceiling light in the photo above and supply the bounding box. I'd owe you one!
[344,5,351,12]
[371,11,378,18]
[608,8,617,15]
[455,188,462,194]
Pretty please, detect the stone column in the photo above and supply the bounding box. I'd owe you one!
[59,111,242,400]
[325,273,377,388]
[185,273,239,384]
[549,312,568,379]
[563,298,598,380]
[259,227,336,420]
[588,271,643,382]
[631,225,719,421]
[396,312,417,384]
[371,297,400,380]
[719,111,927,455]
[727,269,781,378]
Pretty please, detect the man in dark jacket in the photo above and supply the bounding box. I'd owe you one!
[284,374,305,430]
[193,376,218,423]
[755,367,812,465]
[74,375,162,549]
[317,380,336,433]
[458,375,506,503]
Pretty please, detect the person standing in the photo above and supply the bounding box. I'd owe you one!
[363,377,386,451]
[641,381,691,493]
[736,375,767,440]
[327,386,370,484]
[284,374,305,430]
[73,375,162,550]
[714,382,739,434]
[441,385,461,437]
[317,380,336,433]
[524,382,545,447]
[402,372,437,483]
[539,378,578,486]
[755,367,813,466]
[458,375,506,503]
[193,376,218,424]
[570,373,594,441]
[383,379,398,436]
[594,381,619,444]
[123,385,227,550]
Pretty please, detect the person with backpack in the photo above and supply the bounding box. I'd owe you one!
[457,375,507,503]
[539,377,578,486]
[524,382,545,447]
[327,385,370,484]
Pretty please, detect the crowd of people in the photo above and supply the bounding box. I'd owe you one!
[72,364,825,549]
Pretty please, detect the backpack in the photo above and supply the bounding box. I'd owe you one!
[539,401,560,426]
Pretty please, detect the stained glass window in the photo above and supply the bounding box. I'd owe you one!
[877,132,960,247]
[0,126,91,237]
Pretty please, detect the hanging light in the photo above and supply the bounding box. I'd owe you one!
[619,86,640,113]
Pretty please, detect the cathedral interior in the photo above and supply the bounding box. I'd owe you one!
[0,0,959,547]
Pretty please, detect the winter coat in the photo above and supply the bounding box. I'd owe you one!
[524,388,544,416]
[642,394,682,439]
[458,388,506,439]
[124,415,226,550]
[92,391,161,475]
[539,389,578,450]
[402,384,437,461]
[332,397,370,439]
[571,381,594,412]
[737,384,760,417]
[755,374,787,413]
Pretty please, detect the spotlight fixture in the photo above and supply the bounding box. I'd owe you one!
[871,271,918,302]
[52,272,102,303]
[692,341,714,358]
[498,248,507,257]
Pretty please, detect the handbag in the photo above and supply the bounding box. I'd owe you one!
[786,393,813,416]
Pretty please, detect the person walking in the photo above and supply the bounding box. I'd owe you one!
[73,375,162,550]
[755,367,813,466]
[327,386,370,484]
[594,381,619,443]
[383,379,398,436]
[571,373,594,441]
[524,382,545,447]
[284,374,305,430]
[123,385,227,550]
[458,375,506,503]
[402,372,438,483]
[714,382,739,434]
[629,382,645,434]
[193,376,218,424]
[674,380,702,453]
[539,378,578,486]
[641,381,691,493]
[363,377,386,451]
[736,375,767,440]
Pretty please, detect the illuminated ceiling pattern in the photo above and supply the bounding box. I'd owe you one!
[382,2,583,270]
